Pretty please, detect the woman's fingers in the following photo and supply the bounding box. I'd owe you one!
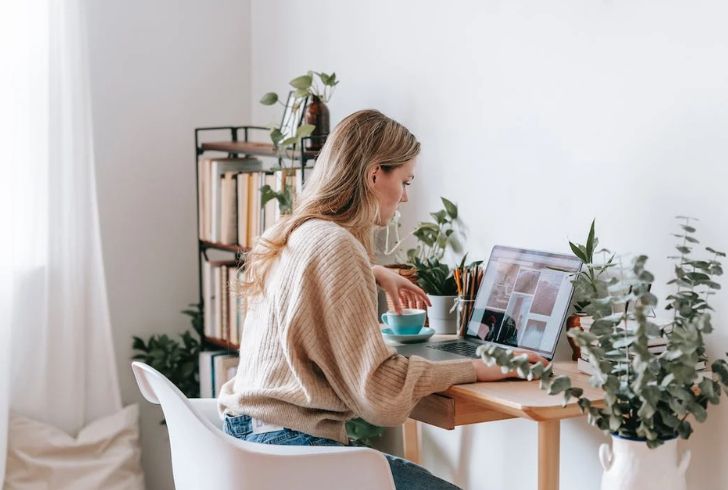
[402,282,431,307]
[389,293,403,314]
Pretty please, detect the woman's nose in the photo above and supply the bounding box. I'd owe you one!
[400,189,408,203]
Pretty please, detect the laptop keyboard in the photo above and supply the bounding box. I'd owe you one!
[426,341,480,358]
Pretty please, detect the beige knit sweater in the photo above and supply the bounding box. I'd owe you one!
[218,219,476,444]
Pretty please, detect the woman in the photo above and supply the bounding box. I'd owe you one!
[219,109,546,489]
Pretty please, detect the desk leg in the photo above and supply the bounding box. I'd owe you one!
[403,418,421,465]
[538,420,560,490]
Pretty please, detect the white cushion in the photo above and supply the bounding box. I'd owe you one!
[5,405,144,490]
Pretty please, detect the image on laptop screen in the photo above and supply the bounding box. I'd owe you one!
[465,246,582,358]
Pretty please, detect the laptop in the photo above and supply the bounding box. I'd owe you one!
[394,245,583,362]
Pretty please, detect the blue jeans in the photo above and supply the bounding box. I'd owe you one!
[223,414,461,490]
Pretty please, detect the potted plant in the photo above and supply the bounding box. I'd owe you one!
[478,217,728,490]
[260,70,338,151]
[405,197,461,333]
[563,220,616,359]
[411,256,459,333]
[257,71,339,216]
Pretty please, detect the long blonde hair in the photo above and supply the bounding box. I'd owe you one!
[239,109,420,300]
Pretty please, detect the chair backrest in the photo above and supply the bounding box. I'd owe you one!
[131,361,395,490]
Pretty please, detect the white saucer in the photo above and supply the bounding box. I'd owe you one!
[381,327,435,344]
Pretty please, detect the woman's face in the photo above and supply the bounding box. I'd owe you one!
[371,159,416,226]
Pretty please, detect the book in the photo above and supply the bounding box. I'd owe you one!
[199,350,224,398]
[236,172,250,247]
[208,158,262,242]
[262,173,277,232]
[247,172,264,246]
[202,260,212,337]
[230,268,245,344]
[213,354,239,396]
[228,267,238,345]
[202,259,236,340]
[199,351,239,398]
[220,171,238,245]
[198,159,210,240]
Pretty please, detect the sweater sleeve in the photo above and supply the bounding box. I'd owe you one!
[286,227,476,427]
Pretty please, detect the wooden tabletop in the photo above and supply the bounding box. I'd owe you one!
[445,361,605,422]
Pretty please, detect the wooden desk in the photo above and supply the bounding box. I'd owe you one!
[403,361,604,490]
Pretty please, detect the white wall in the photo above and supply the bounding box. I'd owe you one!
[85,1,251,488]
[250,1,728,489]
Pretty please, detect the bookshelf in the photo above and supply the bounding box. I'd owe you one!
[194,125,325,350]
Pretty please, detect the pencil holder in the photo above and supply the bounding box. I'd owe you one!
[453,297,476,337]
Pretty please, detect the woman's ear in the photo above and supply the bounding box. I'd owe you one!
[371,165,380,185]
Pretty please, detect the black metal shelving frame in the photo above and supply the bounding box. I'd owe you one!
[194,126,326,349]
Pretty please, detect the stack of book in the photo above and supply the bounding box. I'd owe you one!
[198,158,311,344]
[198,158,309,247]
[202,260,244,344]
[199,350,239,398]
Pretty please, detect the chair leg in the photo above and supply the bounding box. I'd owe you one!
[402,418,421,464]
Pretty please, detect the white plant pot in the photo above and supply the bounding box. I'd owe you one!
[600,436,690,490]
[427,295,457,334]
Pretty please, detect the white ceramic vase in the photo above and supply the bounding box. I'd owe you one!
[600,436,691,490]
[427,295,457,334]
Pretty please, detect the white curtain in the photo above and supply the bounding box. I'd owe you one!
[1,0,128,484]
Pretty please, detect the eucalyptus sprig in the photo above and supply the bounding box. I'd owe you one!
[479,218,728,448]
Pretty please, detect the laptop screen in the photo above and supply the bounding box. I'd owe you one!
[465,246,582,359]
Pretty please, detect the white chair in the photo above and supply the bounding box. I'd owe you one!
[131,361,395,490]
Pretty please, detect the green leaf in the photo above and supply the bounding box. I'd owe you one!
[430,210,447,224]
[290,74,313,90]
[569,241,587,262]
[132,336,147,351]
[612,336,636,349]
[712,359,728,386]
[441,197,458,219]
[586,219,596,260]
[295,124,316,139]
[259,92,279,105]
[293,88,309,98]
[270,128,284,146]
[706,247,727,257]
[547,376,571,395]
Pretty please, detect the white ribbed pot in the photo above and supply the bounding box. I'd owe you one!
[427,295,457,334]
[600,436,690,490]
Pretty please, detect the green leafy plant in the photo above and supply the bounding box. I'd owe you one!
[412,257,458,296]
[260,71,338,151]
[406,197,459,263]
[404,197,461,296]
[132,303,204,399]
[478,217,728,448]
[258,71,339,215]
[259,171,295,216]
[567,220,616,316]
[345,418,384,447]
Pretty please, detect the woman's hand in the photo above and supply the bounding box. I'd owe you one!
[372,265,431,313]
[471,349,550,382]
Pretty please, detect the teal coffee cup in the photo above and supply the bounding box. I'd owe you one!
[381,309,426,335]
